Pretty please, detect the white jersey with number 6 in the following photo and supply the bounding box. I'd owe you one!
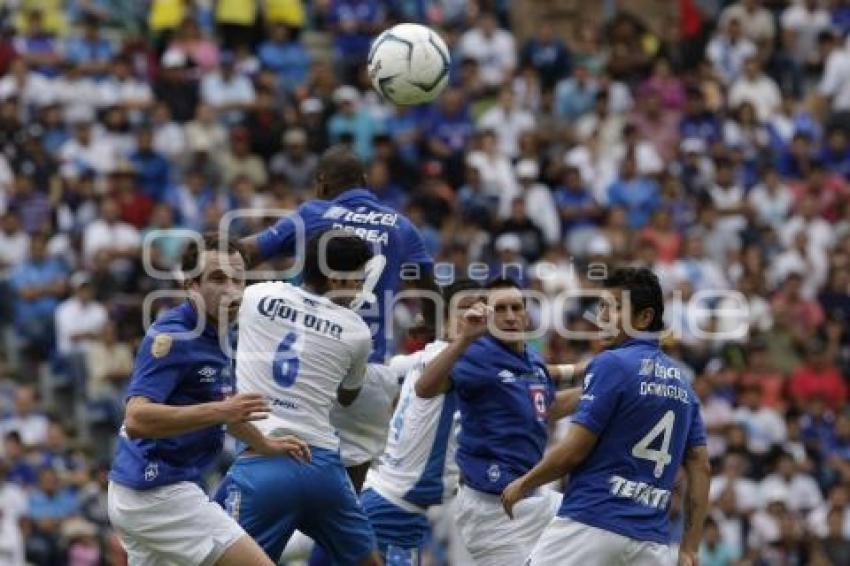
[236,281,372,450]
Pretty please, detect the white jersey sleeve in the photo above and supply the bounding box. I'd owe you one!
[236,281,373,451]
[365,340,460,510]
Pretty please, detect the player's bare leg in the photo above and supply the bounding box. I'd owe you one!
[346,461,371,492]
[214,535,275,566]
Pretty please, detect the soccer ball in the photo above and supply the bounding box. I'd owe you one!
[367,23,451,106]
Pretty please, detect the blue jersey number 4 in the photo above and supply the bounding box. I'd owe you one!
[272,332,300,387]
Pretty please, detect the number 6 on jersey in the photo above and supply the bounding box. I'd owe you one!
[631,410,675,479]
[273,332,300,387]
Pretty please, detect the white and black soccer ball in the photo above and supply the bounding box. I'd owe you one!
[367,23,451,106]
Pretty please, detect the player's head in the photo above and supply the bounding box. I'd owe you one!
[599,267,664,346]
[314,145,367,199]
[180,233,246,325]
[303,230,373,306]
[486,276,527,351]
[441,279,485,341]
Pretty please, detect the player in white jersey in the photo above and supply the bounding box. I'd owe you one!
[214,231,382,565]
[360,279,485,565]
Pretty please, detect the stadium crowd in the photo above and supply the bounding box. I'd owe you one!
[1,0,850,564]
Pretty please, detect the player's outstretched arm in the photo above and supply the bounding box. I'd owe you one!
[415,303,489,398]
[501,423,598,519]
[679,445,711,566]
[228,421,311,462]
[124,393,270,439]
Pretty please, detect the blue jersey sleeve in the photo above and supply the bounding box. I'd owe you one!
[572,353,623,435]
[451,344,488,395]
[686,403,708,448]
[256,215,298,260]
[254,203,328,260]
[125,333,186,403]
[402,219,433,267]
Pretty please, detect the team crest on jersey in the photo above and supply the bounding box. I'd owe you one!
[144,462,158,481]
[639,358,655,376]
[487,463,501,482]
[151,334,172,358]
[528,384,548,421]
[584,372,593,390]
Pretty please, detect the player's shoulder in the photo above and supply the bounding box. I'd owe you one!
[147,302,198,339]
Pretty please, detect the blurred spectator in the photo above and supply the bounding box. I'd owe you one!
[478,86,534,158]
[128,127,171,201]
[9,233,67,357]
[719,0,775,54]
[0,211,29,277]
[200,50,255,125]
[606,155,659,229]
[0,460,27,565]
[728,57,781,122]
[184,103,228,158]
[789,339,847,412]
[328,85,380,161]
[0,386,48,448]
[221,127,267,187]
[269,128,318,193]
[706,17,757,85]
[26,467,79,565]
[54,271,107,357]
[458,11,516,88]
[258,24,310,91]
[81,197,141,279]
[58,121,114,177]
[153,50,199,123]
[519,22,570,89]
[65,16,113,78]
[554,64,598,122]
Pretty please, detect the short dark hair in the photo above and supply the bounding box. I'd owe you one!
[486,276,522,291]
[315,145,366,198]
[604,267,665,332]
[442,278,482,315]
[180,233,245,284]
[302,230,373,294]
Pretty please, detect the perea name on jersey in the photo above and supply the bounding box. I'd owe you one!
[257,295,343,340]
[324,205,398,245]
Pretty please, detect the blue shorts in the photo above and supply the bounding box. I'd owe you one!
[213,447,377,564]
[360,488,430,566]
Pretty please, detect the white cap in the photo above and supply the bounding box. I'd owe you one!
[333,85,359,104]
[495,233,522,253]
[300,97,323,114]
[680,137,706,154]
[516,159,539,180]
[586,235,613,257]
[466,151,487,172]
[161,48,187,69]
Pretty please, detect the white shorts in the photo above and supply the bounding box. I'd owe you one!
[332,363,399,467]
[527,516,673,566]
[454,484,560,566]
[108,481,245,566]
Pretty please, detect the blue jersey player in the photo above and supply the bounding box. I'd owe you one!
[108,234,309,566]
[502,267,711,566]
[416,277,585,565]
[241,145,434,490]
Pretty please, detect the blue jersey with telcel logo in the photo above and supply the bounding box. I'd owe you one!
[559,338,707,544]
[109,301,233,490]
[452,335,555,495]
[255,188,433,363]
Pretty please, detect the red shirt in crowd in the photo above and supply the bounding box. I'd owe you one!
[789,363,847,412]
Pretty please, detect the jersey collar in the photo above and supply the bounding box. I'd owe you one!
[614,337,660,351]
[483,334,531,363]
[332,187,376,204]
[181,300,220,340]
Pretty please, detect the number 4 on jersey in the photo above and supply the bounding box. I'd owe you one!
[631,410,675,479]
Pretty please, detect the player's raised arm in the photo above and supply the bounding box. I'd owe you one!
[546,358,591,420]
[414,302,489,398]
